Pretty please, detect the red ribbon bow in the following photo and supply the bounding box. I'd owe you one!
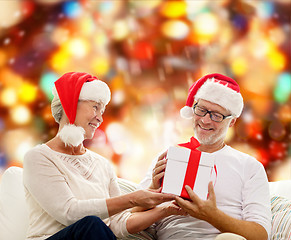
[178,136,200,150]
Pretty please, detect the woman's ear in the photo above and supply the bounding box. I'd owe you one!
[229,118,236,127]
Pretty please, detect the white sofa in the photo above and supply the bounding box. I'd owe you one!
[0,167,290,240]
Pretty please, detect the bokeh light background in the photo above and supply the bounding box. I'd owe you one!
[0,0,290,183]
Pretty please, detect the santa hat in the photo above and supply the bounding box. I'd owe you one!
[180,73,243,119]
[52,72,111,147]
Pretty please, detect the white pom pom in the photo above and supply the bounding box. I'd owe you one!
[180,106,194,119]
[57,124,85,147]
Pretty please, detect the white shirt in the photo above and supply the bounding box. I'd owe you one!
[23,144,130,240]
[139,145,272,240]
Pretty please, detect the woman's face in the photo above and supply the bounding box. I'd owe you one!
[74,100,105,140]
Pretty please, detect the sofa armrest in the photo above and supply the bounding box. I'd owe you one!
[0,166,28,240]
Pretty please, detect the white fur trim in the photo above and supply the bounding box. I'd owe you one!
[79,80,111,106]
[57,124,85,147]
[180,106,194,119]
[195,80,243,117]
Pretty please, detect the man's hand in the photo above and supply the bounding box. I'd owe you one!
[175,182,218,221]
[149,151,167,190]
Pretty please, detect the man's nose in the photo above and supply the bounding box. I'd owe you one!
[201,112,212,123]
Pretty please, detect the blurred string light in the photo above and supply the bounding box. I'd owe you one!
[278,104,291,124]
[256,1,274,19]
[191,12,219,44]
[186,0,209,18]
[91,57,110,77]
[98,1,115,13]
[66,38,90,58]
[62,1,82,19]
[231,57,248,76]
[274,72,291,103]
[129,0,161,9]
[18,82,37,103]
[51,27,70,46]
[0,0,24,29]
[0,88,17,107]
[267,44,286,71]
[269,27,286,47]
[50,47,70,71]
[129,0,161,18]
[112,20,130,41]
[40,72,59,101]
[3,129,37,164]
[161,20,189,40]
[160,1,187,18]
[79,16,95,36]
[50,37,90,70]
[93,31,108,48]
[10,105,31,125]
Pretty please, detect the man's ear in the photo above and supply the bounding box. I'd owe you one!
[229,118,236,127]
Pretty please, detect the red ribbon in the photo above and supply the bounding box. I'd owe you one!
[178,137,201,199]
[178,137,200,150]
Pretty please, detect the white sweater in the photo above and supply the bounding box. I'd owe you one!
[139,145,272,240]
[23,144,130,240]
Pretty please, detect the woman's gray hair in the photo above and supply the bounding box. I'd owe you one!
[51,87,63,124]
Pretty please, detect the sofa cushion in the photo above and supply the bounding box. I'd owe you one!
[271,196,291,240]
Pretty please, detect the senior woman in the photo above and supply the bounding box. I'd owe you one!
[23,72,184,240]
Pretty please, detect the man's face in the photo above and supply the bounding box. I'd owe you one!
[193,99,235,147]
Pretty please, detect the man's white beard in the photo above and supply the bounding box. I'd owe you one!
[194,122,230,146]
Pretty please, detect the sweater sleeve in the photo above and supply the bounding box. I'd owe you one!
[242,157,272,238]
[107,165,131,238]
[23,148,109,226]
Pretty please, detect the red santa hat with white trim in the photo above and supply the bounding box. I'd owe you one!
[180,73,244,119]
[52,72,111,147]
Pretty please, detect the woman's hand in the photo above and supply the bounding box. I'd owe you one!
[131,188,175,210]
[149,151,168,190]
[159,201,188,217]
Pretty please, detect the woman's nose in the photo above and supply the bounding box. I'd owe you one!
[96,112,103,123]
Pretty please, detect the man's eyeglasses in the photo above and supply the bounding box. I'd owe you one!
[193,104,232,122]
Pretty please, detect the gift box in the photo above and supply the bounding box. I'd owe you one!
[161,138,215,200]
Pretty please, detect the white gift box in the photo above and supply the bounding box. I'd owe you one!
[161,146,214,200]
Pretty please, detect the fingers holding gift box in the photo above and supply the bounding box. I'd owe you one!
[150,151,168,190]
[175,183,218,221]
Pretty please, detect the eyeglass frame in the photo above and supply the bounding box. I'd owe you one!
[193,103,233,122]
